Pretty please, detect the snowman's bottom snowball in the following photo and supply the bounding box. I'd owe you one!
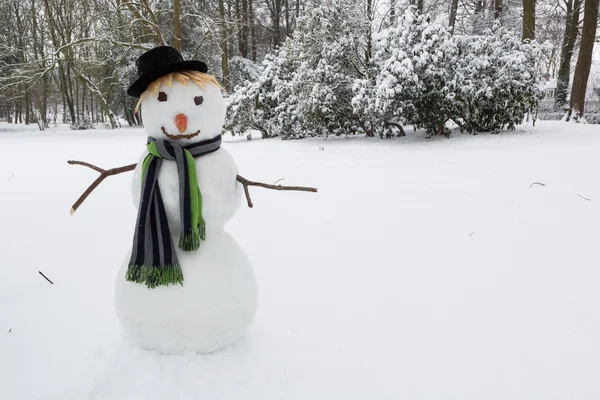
[115,232,258,354]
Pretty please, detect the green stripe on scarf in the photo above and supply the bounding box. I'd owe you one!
[145,142,205,251]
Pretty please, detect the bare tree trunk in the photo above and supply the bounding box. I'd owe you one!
[173,0,182,51]
[235,0,241,52]
[366,0,372,65]
[417,0,423,13]
[90,91,95,123]
[241,0,248,57]
[61,91,66,123]
[59,64,75,123]
[75,77,80,121]
[25,93,30,125]
[390,0,396,25]
[17,100,22,124]
[219,0,230,88]
[249,0,256,61]
[285,0,290,36]
[568,0,598,120]
[449,0,458,30]
[555,0,581,110]
[272,0,282,48]
[474,0,484,14]
[494,0,502,19]
[522,0,535,42]
[82,83,87,119]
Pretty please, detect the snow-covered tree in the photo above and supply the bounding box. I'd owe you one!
[224,50,292,138]
[228,57,262,91]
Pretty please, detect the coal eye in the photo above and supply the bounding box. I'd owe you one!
[158,91,167,102]
[194,96,204,105]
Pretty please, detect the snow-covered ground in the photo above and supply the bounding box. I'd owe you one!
[1,121,599,400]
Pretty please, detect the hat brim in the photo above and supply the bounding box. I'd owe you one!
[127,60,208,98]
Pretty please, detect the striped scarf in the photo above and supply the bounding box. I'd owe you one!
[126,135,222,288]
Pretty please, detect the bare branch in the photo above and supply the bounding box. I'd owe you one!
[68,161,137,215]
[577,193,592,201]
[236,174,318,208]
[39,271,54,284]
[530,181,547,188]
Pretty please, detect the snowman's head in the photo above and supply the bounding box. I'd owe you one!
[135,71,226,145]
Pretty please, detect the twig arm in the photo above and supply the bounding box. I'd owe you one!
[66,160,106,174]
[236,174,318,208]
[68,160,317,213]
[68,161,137,215]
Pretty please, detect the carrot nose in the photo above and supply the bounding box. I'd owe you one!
[174,113,188,133]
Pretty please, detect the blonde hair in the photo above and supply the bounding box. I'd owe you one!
[135,71,224,113]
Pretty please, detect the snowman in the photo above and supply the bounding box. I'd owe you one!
[114,46,257,355]
[67,46,316,355]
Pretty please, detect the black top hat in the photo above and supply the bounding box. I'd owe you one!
[127,46,208,98]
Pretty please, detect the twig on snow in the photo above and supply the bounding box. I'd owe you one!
[8,173,15,180]
[577,193,592,201]
[469,232,475,237]
[530,181,547,188]
[39,271,54,284]
[236,175,318,208]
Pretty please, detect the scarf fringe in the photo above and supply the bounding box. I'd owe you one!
[179,220,206,251]
[179,232,201,251]
[199,219,206,241]
[126,264,184,288]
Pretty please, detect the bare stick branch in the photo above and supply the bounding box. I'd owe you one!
[242,180,254,208]
[67,161,137,215]
[67,160,106,174]
[39,271,53,284]
[577,193,592,201]
[8,173,15,181]
[386,121,406,137]
[530,181,547,188]
[236,175,318,208]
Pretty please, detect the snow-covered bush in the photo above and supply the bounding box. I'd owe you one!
[225,0,367,139]
[451,24,543,133]
[70,116,95,130]
[224,52,289,138]
[353,7,458,137]
[228,6,543,139]
[353,9,542,137]
[228,56,261,91]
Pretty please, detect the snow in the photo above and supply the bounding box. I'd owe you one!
[1,121,600,399]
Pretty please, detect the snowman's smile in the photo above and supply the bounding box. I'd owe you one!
[161,127,201,140]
